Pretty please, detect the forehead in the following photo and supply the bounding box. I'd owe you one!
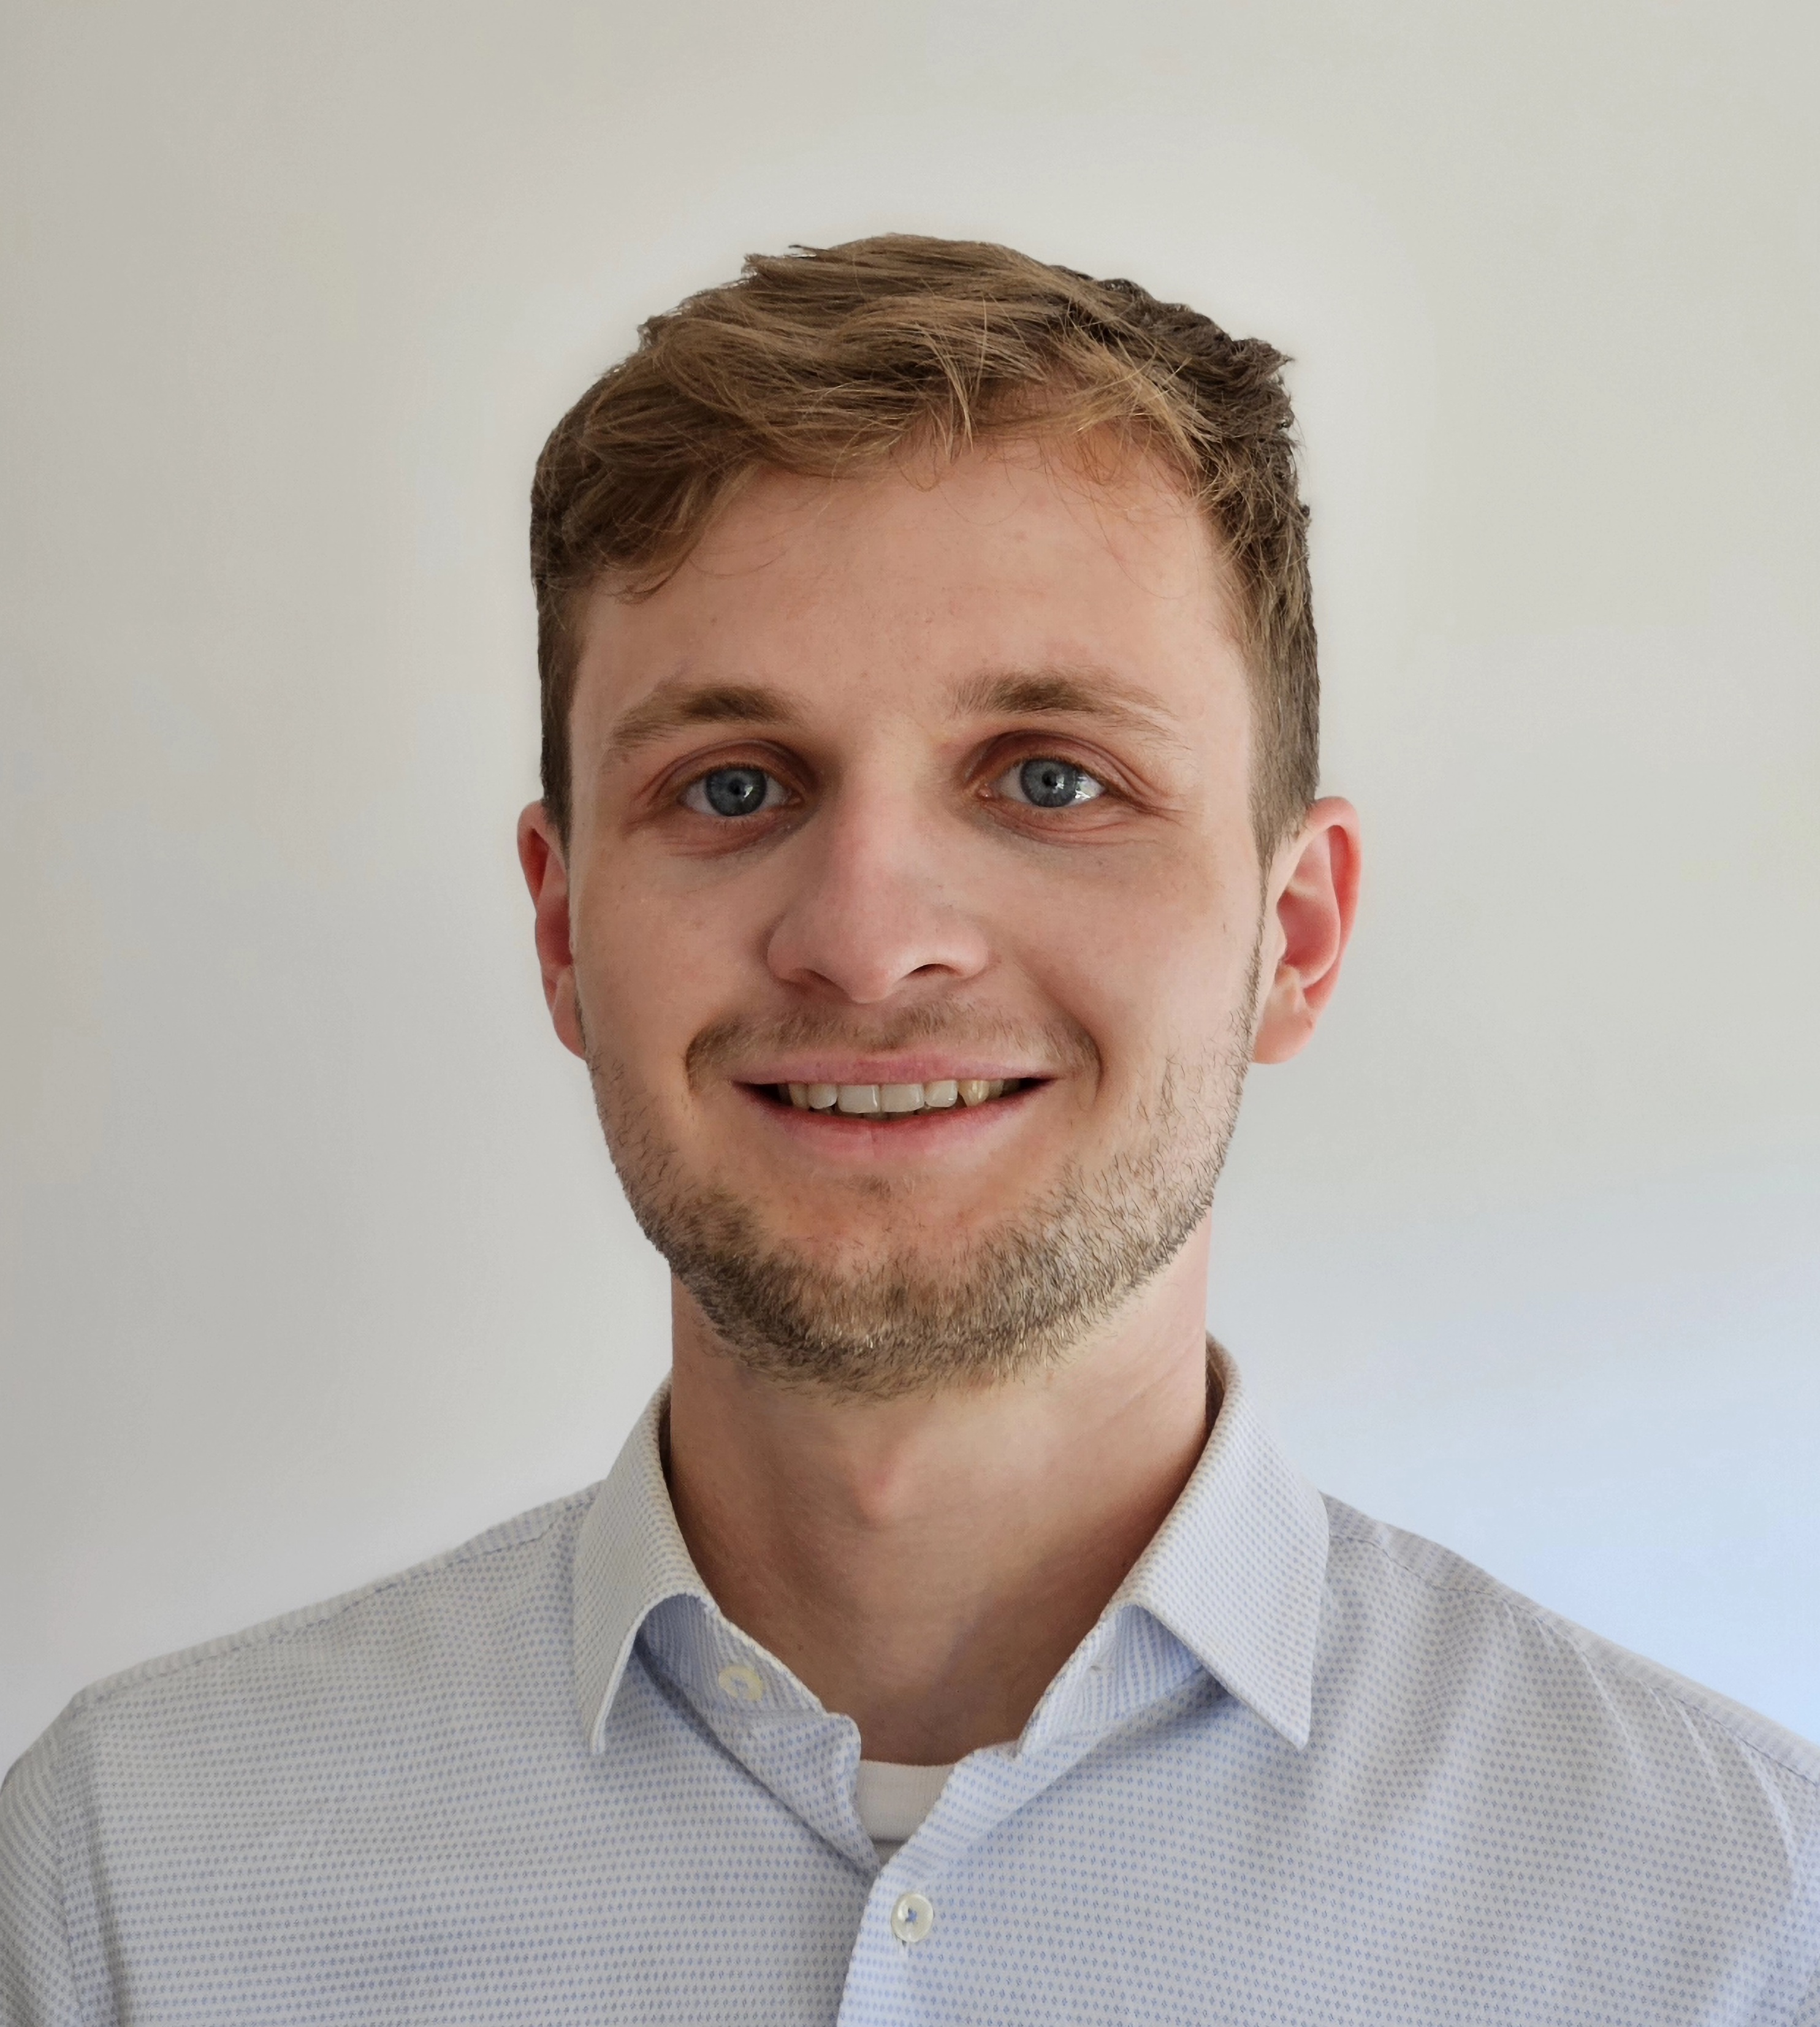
[569,435,1249,745]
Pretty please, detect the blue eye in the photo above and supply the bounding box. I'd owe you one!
[684,766,786,818]
[1005,757,1105,808]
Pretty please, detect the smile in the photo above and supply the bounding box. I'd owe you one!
[772,1078,1031,1117]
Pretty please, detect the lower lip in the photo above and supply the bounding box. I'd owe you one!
[734,1082,1042,1155]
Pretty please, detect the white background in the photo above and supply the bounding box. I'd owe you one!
[2,0,1816,1769]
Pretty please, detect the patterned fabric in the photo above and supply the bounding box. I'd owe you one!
[4,1343,1817,2025]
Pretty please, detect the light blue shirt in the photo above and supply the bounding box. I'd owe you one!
[4,1344,1818,2024]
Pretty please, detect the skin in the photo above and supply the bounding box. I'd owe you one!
[519,434,1360,1765]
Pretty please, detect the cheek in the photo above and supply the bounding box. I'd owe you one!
[1005,846,1259,1072]
[571,850,757,1060]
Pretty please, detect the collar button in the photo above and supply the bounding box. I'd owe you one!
[716,1662,764,1704]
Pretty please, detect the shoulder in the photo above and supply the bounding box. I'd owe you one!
[1322,1494,1820,1792]
[1308,1499,1820,2005]
[0,1486,607,2020]
[4,1482,601,1818]
[1317,1488,1820,1963]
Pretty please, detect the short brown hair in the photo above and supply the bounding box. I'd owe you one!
[530,234,1317,852]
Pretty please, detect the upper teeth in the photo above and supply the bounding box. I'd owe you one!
[784,1079,1015,1114]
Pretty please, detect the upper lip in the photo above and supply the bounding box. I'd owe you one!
[734,1058,1050,1086]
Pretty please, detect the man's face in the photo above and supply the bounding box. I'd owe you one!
[525,436,1319,1394]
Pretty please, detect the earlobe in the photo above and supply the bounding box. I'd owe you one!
[1250,797,1361,1067]
[517,801,587,1060]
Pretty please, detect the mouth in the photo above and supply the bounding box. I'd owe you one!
[753,1076,1037,1119]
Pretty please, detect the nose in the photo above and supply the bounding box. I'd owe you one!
[764,780,992,1005]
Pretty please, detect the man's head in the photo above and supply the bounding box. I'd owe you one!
[519,236,1358,1397]
[531,236,1319,863]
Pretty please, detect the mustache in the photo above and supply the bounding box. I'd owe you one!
[683,1001,1102,1089]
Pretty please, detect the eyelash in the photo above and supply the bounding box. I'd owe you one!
[994,756,1107,808]
[670,747,1121,821]
[679,765,794,818]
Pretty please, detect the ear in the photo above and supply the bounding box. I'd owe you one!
[517,801,586,1060]
[1251,797,1361,1065]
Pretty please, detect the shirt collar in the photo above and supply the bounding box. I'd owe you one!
[571,1338,1330,1756]
[571,1382,706,1755]
[1102,1337,1329,1749]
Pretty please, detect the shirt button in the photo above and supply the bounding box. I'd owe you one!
[891,1891,935,1944]
[716,1662,764,1703]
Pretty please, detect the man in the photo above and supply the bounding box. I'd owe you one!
[2,236,1815,2024]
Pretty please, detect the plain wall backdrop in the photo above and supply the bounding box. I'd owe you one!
[2,0,1816,1770]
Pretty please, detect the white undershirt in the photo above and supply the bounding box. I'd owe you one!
[853,1759,954,1861]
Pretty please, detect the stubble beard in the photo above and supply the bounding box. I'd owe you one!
[582,967,1258,1401]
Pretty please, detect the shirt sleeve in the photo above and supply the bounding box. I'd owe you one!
[0,1725,85,2027]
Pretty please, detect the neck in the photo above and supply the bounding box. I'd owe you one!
[663,1240,1215,1765]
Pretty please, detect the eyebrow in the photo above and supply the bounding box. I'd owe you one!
[603,679,805,763]
[950,667,1189,748]
[602,664,1188,764]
